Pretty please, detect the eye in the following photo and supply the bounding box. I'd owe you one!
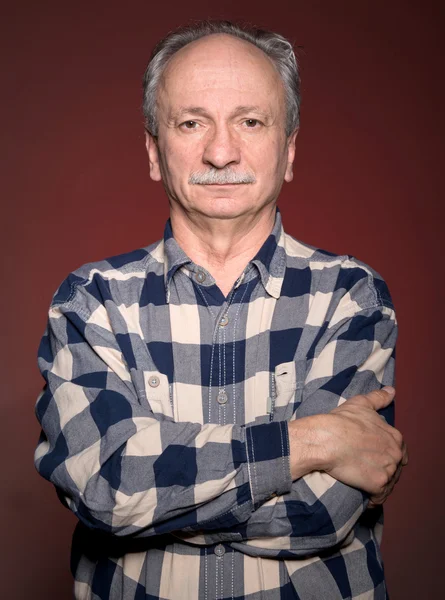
[244,119,261,128]
[180,120,199,130]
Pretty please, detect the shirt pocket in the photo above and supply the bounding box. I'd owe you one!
[130,368,174,419]
[272,360,305,421]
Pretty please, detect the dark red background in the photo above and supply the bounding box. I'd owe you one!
[2,1,443,598]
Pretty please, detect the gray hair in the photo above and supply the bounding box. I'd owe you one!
[142,20,300,137]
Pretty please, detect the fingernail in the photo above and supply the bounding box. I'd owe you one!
[382,386,395,395]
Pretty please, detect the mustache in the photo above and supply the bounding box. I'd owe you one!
[189,167,256,185]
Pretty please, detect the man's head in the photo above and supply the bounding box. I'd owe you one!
[143,21,300,138]
[143,21,300,222]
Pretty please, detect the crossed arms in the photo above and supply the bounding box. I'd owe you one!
[34,270,406,558]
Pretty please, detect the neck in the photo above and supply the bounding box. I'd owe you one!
[170,205,276,296]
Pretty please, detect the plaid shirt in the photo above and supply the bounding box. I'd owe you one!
[35,210,397,600]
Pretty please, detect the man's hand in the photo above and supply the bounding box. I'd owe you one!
[288,387,408,506]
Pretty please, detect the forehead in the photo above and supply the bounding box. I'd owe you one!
[158,34,285,114]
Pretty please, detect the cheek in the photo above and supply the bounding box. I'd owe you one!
[159,141,206,201]
[164,142,200,179]
[249,141,283,178]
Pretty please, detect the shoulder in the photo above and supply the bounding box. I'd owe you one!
[282,231,394,311]
[51,239,165,308]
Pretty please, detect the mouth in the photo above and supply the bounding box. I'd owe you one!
[198,182,252,187]
[198,183,247,191]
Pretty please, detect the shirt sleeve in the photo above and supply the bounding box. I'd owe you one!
[176,269,398,557]
[34,279,292,539]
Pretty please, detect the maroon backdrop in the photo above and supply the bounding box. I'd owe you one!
[2,1,443,598]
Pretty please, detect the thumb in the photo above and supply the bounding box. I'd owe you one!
[364,386,396,411]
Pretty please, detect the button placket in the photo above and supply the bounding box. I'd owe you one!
[216,304,229,424]
[207,286,239,425]
[214,544,225,600]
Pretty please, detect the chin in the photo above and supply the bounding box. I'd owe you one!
[196,197,256,220]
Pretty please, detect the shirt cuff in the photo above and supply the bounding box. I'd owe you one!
[245,421,292,508]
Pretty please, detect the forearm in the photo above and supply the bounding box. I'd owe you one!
[35,299,292,537]
[174,468,365,556]
[36,264,401,549]
[173,416,366,555]
[173,301,400,553]
[37,401,292,538]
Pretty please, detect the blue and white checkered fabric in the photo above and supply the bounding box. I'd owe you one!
[35,210,396,599]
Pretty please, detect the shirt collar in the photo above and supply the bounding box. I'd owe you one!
[162,219,192,301]
[250,208,286,299]
[162,208,286,301]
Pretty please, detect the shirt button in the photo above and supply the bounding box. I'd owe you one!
[148,375,160,388]
[214,544,225,557]
[195,271,206,283]
[219,315,229,327]
[217,390,228,405]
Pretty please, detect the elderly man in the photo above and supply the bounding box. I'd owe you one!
[35,21,407,600]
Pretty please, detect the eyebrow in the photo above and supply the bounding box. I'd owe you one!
[230,105,271,119]
[171,107,209,119]
[169,105,272,121]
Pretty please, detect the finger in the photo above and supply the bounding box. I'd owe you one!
[366,415,403,450]
[369,463,403,507]
[370,416,401,440]
[401,441,409,466]
[386,462,403,488]
[384,461,404,495]
[368,497,387,508]
[363,387,396,411]
[380,423,405,448]
[370,482,393,506]
[369,492,386,506]
[384,438,408,468]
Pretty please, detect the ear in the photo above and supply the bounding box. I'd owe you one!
[284,128,299,183]
[145,131,162,182]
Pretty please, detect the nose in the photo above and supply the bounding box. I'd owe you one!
[202,124,241,169]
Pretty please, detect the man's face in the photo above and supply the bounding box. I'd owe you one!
[146,34,297,221]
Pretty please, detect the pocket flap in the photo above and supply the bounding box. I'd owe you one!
[143,371,173,418]
[129,369,173,419]
[274,361,297,395]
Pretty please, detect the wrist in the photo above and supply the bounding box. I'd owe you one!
[288,415,331,480]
